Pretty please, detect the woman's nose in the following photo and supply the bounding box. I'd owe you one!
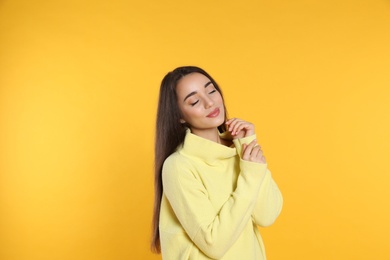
[204,97,214,108]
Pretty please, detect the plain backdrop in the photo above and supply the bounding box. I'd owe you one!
[1,0,390,259]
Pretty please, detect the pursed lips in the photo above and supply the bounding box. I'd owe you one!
[206,108,220,118]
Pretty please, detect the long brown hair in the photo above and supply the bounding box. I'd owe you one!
[151,66,227,253]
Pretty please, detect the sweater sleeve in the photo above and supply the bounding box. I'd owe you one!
[162,154,267,259]
[251,170,283,226]
[233,135,283,226]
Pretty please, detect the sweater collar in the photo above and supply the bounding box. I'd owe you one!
[179,129,237,163]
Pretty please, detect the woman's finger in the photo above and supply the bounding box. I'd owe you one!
[226,118,242,131]
[242,141,267,163]
[252,146,266,163]
[231,120,250,135]
[231,121,246,135]
[242,139,257,160]
[226,118,255,138]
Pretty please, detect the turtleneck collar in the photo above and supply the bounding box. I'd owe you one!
[179,129,237,164]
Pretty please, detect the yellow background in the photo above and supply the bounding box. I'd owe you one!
[1,0,390,259]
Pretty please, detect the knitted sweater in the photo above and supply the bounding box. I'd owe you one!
[159,130,283,259]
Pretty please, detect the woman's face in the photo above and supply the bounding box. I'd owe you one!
[176,72,225,135]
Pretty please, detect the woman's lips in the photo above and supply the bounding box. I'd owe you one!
[207,108,220,118]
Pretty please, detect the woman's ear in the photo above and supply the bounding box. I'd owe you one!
[180,119,186,124]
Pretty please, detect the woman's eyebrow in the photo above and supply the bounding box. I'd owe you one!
[183,91,197,102]
[183,81,213,102]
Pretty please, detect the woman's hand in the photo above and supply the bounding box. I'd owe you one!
[225,118,255,139]
[242,139,266,164]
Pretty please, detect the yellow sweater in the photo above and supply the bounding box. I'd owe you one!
[160,130,283,259]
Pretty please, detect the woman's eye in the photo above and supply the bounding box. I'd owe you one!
[209,89,217,94]
[191,100,199,106]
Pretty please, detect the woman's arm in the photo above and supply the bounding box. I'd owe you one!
[228,118,283,227]
[251,170,283,226]
[232,136,283,226]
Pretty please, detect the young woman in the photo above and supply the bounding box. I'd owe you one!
[151,66,283,259]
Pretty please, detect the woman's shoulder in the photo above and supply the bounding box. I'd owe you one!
[162,152,200,184]
[163,150,192,168]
